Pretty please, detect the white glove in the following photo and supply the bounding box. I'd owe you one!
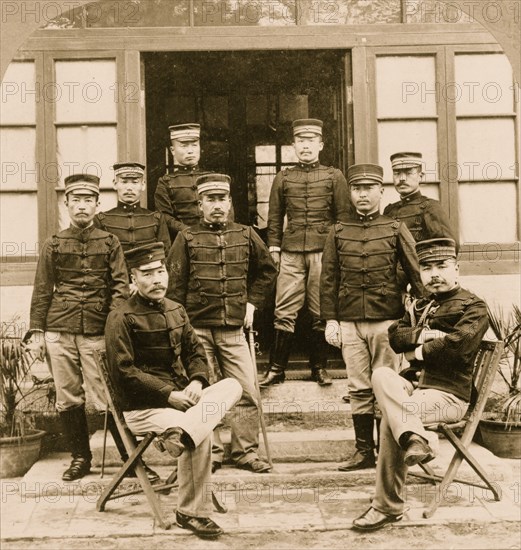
[270,251,281,271]
[22,330,46,361]
[325,320,342,348]
[244,302,256,329]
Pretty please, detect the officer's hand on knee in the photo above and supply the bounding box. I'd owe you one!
[183,380,203,404]
[325,320,342,348]
[168,390,196,411]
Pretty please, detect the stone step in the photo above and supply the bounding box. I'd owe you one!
[90,428,357,467]
[18,440,514,500]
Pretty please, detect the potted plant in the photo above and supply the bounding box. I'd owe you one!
[479,304,521,458]
[0,318,47,478]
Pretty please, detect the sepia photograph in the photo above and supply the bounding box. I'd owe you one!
[0,1,520,548]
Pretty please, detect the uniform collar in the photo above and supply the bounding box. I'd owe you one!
[136,292,166,311]
[69,222,94,234]
[117,200,140,210]
[173,164,199,173]
[400,190,422,203]
[355,210,380,222]
[202,220,228,231]
[297,161,320,170]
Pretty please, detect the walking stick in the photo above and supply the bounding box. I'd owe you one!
[247,329,273,469]
[101,404,109,478]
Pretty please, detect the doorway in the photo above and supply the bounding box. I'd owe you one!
[143,50,351,361]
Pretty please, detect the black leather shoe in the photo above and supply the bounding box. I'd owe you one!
[237,459,272,473]
[176,511,223,539]
[62,457,91,481]
[403,434,435,467]
[259,369,285,388]
[311,368,332,386]
[211,461,222,474]
[352,507,403,531]
[338,450,375,471]
[342,395,350,403]
[157,427,186,459]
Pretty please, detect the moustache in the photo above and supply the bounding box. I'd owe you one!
[151,286,166,291]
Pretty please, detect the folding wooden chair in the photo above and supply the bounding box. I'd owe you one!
[408,340,504,518]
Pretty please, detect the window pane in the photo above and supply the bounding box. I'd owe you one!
[378,121,438,182]
[255,146,276,164]
[376,56,437,118]
[56,126,117,187]
[459,183,516,243]
[0,193,38,248]
[281,145,298,163]
[194,0,296,26]
[0,128,37,190]
[455,54,514,116]
[55,60,117,123]
[457,119,516,179]
[299,0,401,25]
[0,61,35,125]
[58,189,117,231]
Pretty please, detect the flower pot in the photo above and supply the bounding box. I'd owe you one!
[479,419,521,459]
[0,429,46,478]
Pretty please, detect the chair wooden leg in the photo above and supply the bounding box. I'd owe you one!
[96,433,156,512]
[212,489,228,513]
[133,460,172,530]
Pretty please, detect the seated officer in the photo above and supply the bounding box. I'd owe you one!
[94,161,170,254]
[105,242,242,539]
[352,238,489,531]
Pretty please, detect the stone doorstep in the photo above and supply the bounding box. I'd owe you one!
[90,428,358,466]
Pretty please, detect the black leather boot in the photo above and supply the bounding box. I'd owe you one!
[375,415,382,455]
[309,330,332,386]
[338,414,376,471]
[259,329,292,388]
[60,405,92,481]
[106,413,161,484]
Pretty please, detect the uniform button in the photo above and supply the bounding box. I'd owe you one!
[220,260,226,265]
[360,283,367,289]
[361,252,368,258]
[82,252,87,257]
[221,276,227,281]
[363,223,369,228]
[80,298,86,303]
[192,185,196,190]
[363,237,368,242]
[129,227,134,231]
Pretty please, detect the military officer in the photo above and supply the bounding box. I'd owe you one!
[260,118,351,388]
[321,163,423,472]
[24,174,129,482]
[167,174,277,473]
[94,161,170,254]
[105,242,242,539]
[352,238,489,531]
[384,152,458,248]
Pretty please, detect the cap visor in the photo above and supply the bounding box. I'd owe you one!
[135,260,163,271]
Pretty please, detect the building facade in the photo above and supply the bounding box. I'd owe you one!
[1,0,519,327]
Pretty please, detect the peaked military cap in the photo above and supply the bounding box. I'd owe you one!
[416,238,457,264]
[292,118,323,137]
[196,173,231,195]
[169,123,201,142]
[125,242,166,271]
[347,163,384,186]
[64,174,100,196]
[113,162,145,178]
[390,152,423,170]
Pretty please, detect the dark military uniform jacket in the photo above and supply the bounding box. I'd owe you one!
[94,201,171,254]
[267,162,351,252]
[155,165,210,240]
[105,293,210,411]
[320,212,422,322]
[30,225,128,335]
[383,190,458,248]
[166,222,277,328]
[388,286,489,402]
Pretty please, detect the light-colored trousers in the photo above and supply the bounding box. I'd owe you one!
[45,331,106,412]
[194,327,261,466]
[124,378,242,517]
[340,320,400,415]
[371,367,468,515]
[274,251,323,333]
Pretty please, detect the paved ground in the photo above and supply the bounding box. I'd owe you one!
[1,444,520,549]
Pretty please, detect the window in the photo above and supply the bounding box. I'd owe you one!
[0,61,39,256]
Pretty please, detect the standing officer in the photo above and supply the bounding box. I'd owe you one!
[261,118,351,388]
[352,238,489,531]
[24,174,129,481]
[105,242,242,539]
[384,152,458,248]
[167,174,277,473]
[321,164,423,472]
[94,161,170,254]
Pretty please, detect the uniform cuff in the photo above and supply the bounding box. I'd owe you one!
[414,345,424,361]
[269,246,281,253]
